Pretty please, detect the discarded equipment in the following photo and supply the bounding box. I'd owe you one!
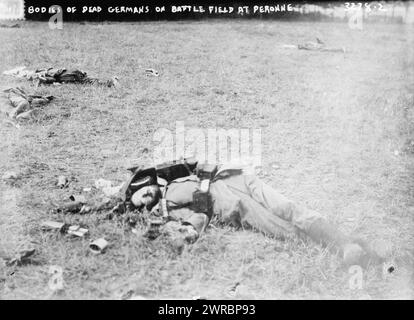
[89,238,109,254]
[41,220,88,238]
[67,225,89,237]
[145,68,159,77]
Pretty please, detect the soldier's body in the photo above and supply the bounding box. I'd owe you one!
[130,162,383,266]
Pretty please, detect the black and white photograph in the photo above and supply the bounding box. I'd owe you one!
[0,0,413,304]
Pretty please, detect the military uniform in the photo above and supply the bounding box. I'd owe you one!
[137,162,383,265]
[162,164,322,241]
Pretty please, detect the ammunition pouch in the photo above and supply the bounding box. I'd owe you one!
[192,191,213,219]
[192,163,217,219]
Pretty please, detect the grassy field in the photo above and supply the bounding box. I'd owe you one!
[0,20,413,300]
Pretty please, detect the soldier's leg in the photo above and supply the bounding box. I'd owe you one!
[244,175,320,231]
[244,175,383,265]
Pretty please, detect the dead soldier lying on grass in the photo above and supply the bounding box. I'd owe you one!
[1,18,411,300]
[54,158,387,268]
[0,87,53,121]
[283,37,346,53]
[3,66,119,87]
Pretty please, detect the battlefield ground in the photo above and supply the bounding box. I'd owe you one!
[0,19,413,299]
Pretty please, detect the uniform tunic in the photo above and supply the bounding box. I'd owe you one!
[163,165,322,240]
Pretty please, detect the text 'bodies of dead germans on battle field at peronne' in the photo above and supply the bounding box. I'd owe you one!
[28,4,295,15]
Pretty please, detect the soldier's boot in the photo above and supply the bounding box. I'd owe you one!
[307,218,384,267]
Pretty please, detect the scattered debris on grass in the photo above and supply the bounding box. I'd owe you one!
[145,68,159,77]
[67,225,89,237]
[3,67,119,87]
[41,220,68,233]
[56,200,85,214]
[89,238,109,254]
[57,176,69,189]
[41,220,90,238]
[283,38,346,53]
[54,192,124,216]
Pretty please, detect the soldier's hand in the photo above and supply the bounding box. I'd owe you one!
[179,224,199,244]
[161,221,199,244]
